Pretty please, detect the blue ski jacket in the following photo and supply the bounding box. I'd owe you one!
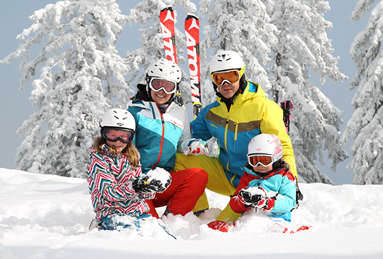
[127,86,192,173]
[230,165,296,222]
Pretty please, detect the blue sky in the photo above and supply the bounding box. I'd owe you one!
[0,0,376,184]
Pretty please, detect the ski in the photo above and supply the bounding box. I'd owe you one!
[280,100,293,133]
[185,14,201,118]
[160,7,177,64]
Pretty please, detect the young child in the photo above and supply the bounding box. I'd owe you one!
[208,134,297,232]
[87,108,172,231]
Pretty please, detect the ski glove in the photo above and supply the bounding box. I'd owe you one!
[185,139,208,156]
[238,186,274,211]
[207,220,236,232]
[133,168,172,194]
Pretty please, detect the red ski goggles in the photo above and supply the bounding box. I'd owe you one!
[149,78,177,94]
[210,67,245,86]
[247,154,274,167]
[102,128,134,143]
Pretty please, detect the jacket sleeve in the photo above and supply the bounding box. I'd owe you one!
[229,173,253,214]
[87,152,150,202]
[260,100,297,178]
[270,172,296,213]
[190,106,213,141]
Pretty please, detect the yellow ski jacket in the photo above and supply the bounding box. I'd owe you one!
[190,81,297,187]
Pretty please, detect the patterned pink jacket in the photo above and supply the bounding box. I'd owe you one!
[87,144,154,220]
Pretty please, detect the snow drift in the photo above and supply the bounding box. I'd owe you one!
[0,168,382,258]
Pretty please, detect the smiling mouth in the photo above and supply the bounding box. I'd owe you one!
[156,94,165,98]
[111,144,124,149]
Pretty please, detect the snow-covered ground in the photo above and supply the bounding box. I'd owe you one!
[0,168,382,258]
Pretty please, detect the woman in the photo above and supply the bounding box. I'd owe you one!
[128,59,208,217]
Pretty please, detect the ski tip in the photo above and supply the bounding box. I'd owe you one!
[161,6,173,12]
[185,14,199,19]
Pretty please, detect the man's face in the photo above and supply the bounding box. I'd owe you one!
[217,80,240,99]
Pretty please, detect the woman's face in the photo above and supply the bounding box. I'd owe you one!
[150,89,172,105]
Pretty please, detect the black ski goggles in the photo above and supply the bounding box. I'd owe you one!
[101,128,134,143]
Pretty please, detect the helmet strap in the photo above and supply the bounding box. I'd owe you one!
[145,74,154,102]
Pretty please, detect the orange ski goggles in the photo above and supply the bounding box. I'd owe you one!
[210,67,245,86]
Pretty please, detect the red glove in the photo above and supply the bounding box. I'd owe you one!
[207,220,236,232]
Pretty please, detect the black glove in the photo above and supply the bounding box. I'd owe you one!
[132,169,171,193]
[238,189,263,205]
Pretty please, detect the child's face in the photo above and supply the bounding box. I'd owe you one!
[106,140,127,153]
[252,163,273,173]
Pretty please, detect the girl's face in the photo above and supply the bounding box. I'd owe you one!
[106,139,127,153]
[252,164,273,173]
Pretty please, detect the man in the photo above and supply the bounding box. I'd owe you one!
[173,50,297,223]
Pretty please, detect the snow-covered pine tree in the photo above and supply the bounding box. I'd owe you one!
[198,0,348,183]
[0,0,131,178]
[343,0,383,184]
[198,0,278,158]
[264,0,348,183]
[199,0,276,96]
[124,0,196,102]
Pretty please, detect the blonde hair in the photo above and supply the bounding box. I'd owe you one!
[93,136,140,168]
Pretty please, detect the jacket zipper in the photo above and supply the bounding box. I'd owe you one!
[152,106,165,170]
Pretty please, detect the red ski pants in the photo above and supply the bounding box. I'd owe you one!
[146,167,208,218]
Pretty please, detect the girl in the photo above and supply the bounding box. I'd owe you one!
[208,134,297,232]
[87,108,171,231]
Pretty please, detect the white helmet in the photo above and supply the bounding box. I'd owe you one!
[147,58,182,84]
[247,134,283,165]
[100,108,135,132]
[209,50,245,74]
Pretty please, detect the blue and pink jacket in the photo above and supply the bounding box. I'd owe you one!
[87,144,154,220]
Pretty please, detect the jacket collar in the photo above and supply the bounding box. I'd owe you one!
[241,164,285,179]
[216,80,265,104]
